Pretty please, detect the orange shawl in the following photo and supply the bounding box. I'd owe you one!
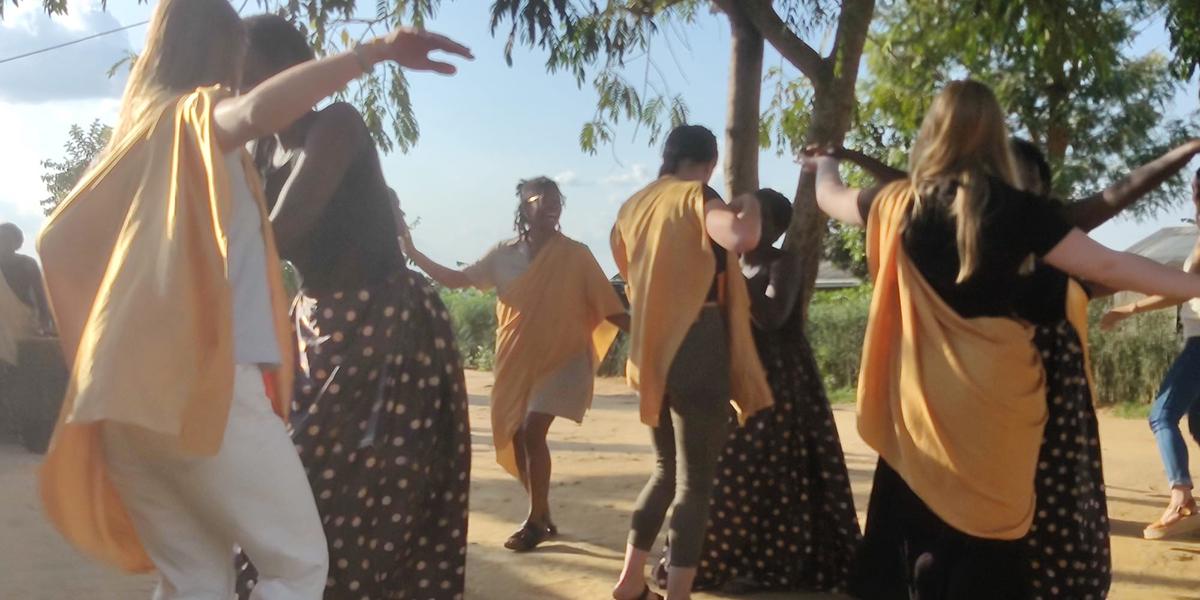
[611,176,772,427]
[36,86,295,572]
[490,233,624,477]
[857,181,1047,540]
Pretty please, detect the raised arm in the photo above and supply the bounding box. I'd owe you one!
[705,188,762,254]
[835,147,908,184]
[1045,230,1200,302]
[400,230,475,290]
[810,155,866,227]
[1065,139,1200,232]
[214,28,472,151]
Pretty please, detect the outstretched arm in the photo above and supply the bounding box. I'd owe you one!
[811,155,865,227]
[835,147,907,184]
[400,229,475,289]
[214,28,472,151]
[1099,235,1200,329]
[1045,230,1200,302]
[1066,139,1200,232]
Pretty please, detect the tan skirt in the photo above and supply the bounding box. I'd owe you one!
[527,351,594,423]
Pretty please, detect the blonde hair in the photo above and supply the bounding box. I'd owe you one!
[110,0,245,146]
[908,80,1019,283]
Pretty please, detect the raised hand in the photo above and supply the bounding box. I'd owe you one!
[364,28,474,75]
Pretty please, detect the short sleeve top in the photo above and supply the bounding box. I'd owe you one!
[858,176,1073,319]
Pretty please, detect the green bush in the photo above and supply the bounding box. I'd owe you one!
[438,287,498,370]
[807,286,873,392]
[1086,302,1178,408]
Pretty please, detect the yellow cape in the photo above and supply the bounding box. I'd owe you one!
[490,233,624,477]
[36,86,295,572]
[611,176,772,427]
[857,181,1048,540]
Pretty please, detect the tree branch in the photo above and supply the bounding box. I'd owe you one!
[715,0,826,83]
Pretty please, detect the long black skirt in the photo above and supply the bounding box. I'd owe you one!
[1025,321,1110,599]
[658,326,862,593]
[239,269,471,599]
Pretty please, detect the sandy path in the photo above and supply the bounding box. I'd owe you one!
[1,371,1197,599]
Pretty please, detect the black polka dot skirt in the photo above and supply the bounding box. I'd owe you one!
[1025,321,1111,599]
[238,269,471,600]
[662,326,862,593]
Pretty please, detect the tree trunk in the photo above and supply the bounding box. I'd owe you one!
[783,0,877,322]
[724,4,764,198]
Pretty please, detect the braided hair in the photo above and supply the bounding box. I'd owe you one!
[513,176,564,240]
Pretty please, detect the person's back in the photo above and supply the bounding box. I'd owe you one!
[858,175,1071,320]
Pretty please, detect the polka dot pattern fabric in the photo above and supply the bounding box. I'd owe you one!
[668,326,862,593]
[1025,321,1111,599]
[238,270,471,600]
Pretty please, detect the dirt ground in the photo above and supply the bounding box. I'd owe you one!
[2,371,1198,599]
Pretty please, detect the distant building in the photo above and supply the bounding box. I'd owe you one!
[1113,226,1198,308]
[1123,226,1197,270]
[815,260,862,290]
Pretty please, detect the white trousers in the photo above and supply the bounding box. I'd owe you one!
[103,365,328,600]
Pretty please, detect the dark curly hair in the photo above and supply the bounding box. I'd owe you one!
[513,176,564,240]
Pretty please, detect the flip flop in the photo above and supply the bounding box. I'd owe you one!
[1144,502,1200,540]
[504,522,551,552]
[612,585,663,600]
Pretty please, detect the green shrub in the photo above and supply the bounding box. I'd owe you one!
[1086,302,1177,408]
[438,287,498,370]
[807,286,873,391]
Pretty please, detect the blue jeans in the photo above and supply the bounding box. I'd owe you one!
[1150,337,1200,489]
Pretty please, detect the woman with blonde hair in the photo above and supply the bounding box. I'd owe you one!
[34,1,470,598]
[809,80,1200,598]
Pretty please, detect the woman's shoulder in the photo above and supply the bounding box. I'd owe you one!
[310,102,370,144]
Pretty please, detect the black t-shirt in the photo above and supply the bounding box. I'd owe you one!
[858,176,1074,319]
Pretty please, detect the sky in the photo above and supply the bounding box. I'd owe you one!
[1,1,1198,276]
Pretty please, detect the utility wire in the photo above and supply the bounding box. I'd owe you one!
[0,20,148,66]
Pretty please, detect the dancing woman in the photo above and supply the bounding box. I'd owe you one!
[841,135,1200,598]
[235,15,473,599]
[403,176,628,551]
[610,125,773,600]
[35,2,469,598]
[664,186,861,595]
[811,80,1200,599]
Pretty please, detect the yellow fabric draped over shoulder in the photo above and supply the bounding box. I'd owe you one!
[857,180,1048,540]
[0,272,34,366]
[490,233,625,477]
[36,86,296,572]
[610,176,772,427]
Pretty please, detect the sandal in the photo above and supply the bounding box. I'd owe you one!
[1144,500,1200,540]
[504,522,551,552]
[612,585,663,600]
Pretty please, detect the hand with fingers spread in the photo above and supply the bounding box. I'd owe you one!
[359,28,474,75]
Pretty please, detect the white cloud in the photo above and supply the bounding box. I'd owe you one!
[552,170,578,186]
[0,4,134,103]
[600,163,650,185]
